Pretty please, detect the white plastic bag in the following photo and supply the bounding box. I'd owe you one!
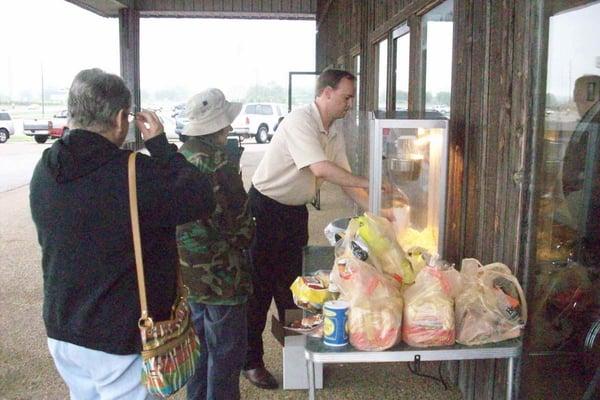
[329,215,409,351]
[324,217,351,246]
[402,260,461,347]
[355,213,416,285]
[455,258,527,345]
[348,297,404,351]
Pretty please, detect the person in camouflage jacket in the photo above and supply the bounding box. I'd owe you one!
[176,89,254,400]
[177,137,254,305]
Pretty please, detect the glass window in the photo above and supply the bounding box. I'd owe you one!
[0,113,9,121]
[531,0,600,353]
[289,73,317,110]
[377,39,388,111]
[421,0,453,116]
[260,105,273,115]
[245,105,257,114]
[393,24,410,111]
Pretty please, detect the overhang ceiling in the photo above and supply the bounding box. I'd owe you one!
[65,0,130,17]
[65,0,316,19]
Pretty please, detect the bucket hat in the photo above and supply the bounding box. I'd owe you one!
[183,88,242,136]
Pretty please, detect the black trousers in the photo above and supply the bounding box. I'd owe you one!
[244,186,308,370]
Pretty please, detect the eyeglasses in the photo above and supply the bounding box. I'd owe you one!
[127,112,136,122]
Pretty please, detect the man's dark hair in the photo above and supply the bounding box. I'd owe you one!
[316,69,356,96]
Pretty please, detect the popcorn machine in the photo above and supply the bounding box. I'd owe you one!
[367,112,449,255]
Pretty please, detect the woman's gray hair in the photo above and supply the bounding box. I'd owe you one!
[67,68,131,132]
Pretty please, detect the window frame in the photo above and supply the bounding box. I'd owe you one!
[374,37,389,112]
[392,22,411,112]
[368,0,455,114]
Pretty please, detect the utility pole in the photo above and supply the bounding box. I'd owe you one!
[41,62,45,117]
[6,58,12,104]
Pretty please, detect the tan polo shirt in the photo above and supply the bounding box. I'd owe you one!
[252,102,351,206]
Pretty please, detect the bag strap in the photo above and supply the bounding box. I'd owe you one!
[128,152,150,322]
[128,152,187,325]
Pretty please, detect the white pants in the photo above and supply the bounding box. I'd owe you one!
[47,338,155,400]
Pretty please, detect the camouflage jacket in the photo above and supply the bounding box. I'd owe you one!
[176,137,254,305]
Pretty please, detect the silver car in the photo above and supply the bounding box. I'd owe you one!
[0,111,15,143]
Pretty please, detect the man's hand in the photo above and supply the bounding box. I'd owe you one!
[135,110,164,141]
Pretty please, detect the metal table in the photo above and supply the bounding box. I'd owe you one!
[304,336,522,400]
[301,245,522,400]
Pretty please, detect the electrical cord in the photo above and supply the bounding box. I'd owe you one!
[407,360,448,390]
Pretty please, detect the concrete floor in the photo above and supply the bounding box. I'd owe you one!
[0,140,462,399]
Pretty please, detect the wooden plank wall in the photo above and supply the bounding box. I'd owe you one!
[316,0,362,70]
[316,0,539,398]
[448,0,536,395]
[317,0,438,109]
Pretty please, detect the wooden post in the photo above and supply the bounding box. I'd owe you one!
[119,6,141,150]
[408,14,423,113]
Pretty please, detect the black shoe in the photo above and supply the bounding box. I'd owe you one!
[242,367,278,389]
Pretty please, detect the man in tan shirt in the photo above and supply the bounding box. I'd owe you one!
[243,69,371,388]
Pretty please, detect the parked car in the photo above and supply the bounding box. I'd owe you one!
[232,103,288,143]
[171,103,186,118]
[174,102,288,144]
[0,111,15,144]
[174,114,189,142]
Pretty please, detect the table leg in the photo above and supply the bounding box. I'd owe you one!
[307,359,315,400]
[506,357,514,400]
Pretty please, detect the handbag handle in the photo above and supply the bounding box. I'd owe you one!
[128,152,151,324]
[127,152,186,327]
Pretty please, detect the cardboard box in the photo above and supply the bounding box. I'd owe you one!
[271,309,323,390]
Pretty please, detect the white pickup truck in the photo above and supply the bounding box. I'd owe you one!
[24,110,69,144]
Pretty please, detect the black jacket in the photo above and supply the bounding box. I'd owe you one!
[30,129,215,354]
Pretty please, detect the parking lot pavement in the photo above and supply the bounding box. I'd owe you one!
[0,186,68,397]
[0,141,50,192]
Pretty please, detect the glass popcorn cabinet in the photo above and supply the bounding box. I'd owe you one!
[367,112,449,255]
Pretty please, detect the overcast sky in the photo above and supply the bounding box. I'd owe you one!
[0,0,316,103]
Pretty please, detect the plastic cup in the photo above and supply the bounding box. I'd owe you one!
[323,300,350,346]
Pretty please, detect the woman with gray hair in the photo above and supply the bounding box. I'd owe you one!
[30,68,215,399]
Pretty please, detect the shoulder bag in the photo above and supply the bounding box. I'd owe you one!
[128,152,200,398]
